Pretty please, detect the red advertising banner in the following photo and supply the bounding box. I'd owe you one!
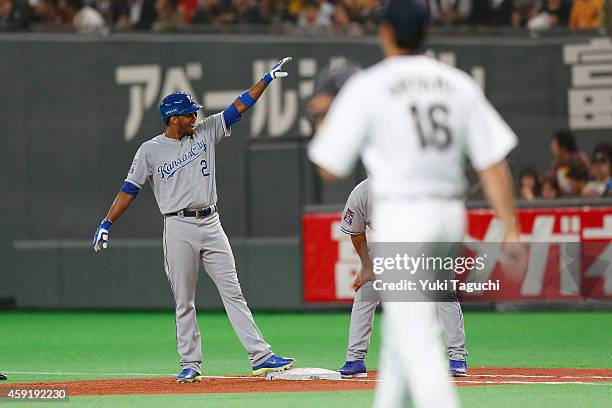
[303,207,612,303]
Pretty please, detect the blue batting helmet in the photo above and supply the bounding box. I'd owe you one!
[159,92,203,125]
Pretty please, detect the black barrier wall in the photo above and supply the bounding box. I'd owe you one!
[1,33,611,309]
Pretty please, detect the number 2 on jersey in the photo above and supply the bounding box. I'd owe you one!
[410,104,452,150]
[200,160,210,177]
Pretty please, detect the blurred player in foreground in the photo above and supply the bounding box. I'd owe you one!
[308,0,520,406]
[308,66,468,378]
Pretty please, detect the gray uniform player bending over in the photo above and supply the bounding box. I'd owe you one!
[93,58,295,383]
[338,178,468,378]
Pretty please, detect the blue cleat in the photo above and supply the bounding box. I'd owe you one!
[176,368,202,383]
[449,359,467,377]
[338,360,367,378]
[252,354,295,376]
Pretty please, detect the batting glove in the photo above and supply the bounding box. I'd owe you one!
[262,57,292,85]
[93,218,112,252]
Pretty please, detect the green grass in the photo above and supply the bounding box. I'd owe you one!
[0,311,610,407]
[457,384,612,408]
[462,311,612,368]
[0,311,378,382]
[5,386,612,408]
[1,391,375,408]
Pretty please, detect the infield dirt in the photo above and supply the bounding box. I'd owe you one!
[1,367,610,397]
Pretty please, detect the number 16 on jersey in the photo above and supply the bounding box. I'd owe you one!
[410,104,453,150]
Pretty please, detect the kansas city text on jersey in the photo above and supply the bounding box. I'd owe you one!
[157,139,207,179]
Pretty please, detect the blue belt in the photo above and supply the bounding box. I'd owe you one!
[166,205,217,218]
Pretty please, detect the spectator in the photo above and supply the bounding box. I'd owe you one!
[152,0,182,31]
[546,128,591,195]
[569,0,603,29]
[58,0,107,33]
[112,0,157,30]
[565,164,590,197]
[190,0,211,24]
[332,2,362,34]
[233,0,264,24]
[527,0,570,30]
[430,0,472,25]
[469,0,492,25]
[191,0,234,25]
[319,0,335,26]
[511,0,539,27]
[595,142,612,157]
[32,0,64,24]
[180,0,197,22]
[257,0,278,24]
[0,0,30,30]
[296,0,330,33]
[601,0,612,27]
[540,176,560,199]
[518,166,540,200]
[339,0,360,16]
[356,0,383,30]
[584,144,612,197]
[472,0,514,25]
[297,0,320,25]
[209,3,235,24]
[287,0,301,23]
[542,0,571,25]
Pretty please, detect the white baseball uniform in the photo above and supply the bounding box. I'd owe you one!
[340,178,468,363]
[309,55,517,408]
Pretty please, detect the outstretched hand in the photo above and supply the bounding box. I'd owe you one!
[93,218,112,252]
[262,57,293,85]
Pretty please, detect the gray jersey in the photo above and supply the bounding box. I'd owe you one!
[340,178,372,236]
[340,177,467,363]
[125,113,230,214]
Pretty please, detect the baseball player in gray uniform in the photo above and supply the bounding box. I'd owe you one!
[338,178,468,378]
[93,57,295,383]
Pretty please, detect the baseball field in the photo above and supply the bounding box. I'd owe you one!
[0,310,611,407]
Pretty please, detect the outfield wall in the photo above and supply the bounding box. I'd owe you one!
[1,33,611,309]
[304,206,612,304]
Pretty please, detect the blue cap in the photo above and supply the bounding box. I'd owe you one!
[159,92,203,125]
[378,0,431,35]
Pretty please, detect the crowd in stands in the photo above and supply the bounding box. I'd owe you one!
[2,0,612,34]
[3,2,611,201]
[519,130,612,200]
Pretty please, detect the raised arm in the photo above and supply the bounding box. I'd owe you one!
[222,57,292,127]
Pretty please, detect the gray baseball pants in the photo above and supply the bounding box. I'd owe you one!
[346,281,467,362]
[163,212,273,373]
